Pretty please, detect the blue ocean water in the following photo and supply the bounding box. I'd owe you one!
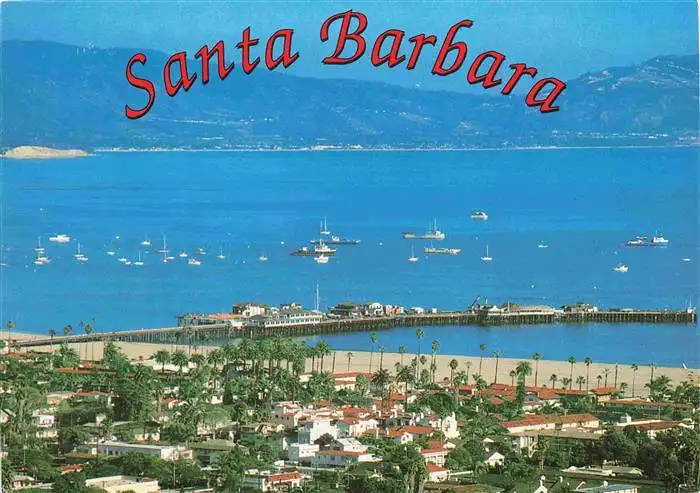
[1,147,698,365]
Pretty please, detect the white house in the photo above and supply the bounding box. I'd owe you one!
[83,441,193,461]
[485,451,505,468]
[243,469,305,492]
[313,450,379,468]
[85,475,160,493]
[297,417,338,444]
[329,438,366,453]
[426,464,449,483]
[287,443,319,463]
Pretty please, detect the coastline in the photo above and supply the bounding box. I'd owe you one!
[16,336,696,394]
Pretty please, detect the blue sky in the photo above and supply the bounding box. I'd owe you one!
[2,1,698,92]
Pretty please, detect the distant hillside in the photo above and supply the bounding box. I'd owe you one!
[1,41,698,150]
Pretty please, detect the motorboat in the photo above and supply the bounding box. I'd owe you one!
[408,246,418,263]
[49,234,71,243]
[651,233,669,246]
[314,255,329,264]
[613,263,629,273]
[471,211,488,220]
[188,258,202,266]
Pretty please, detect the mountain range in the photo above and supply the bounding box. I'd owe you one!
[1,40,698,150]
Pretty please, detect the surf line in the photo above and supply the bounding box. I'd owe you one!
[124,10,566,119]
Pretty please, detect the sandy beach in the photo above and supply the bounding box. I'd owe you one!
[13,334,696,396]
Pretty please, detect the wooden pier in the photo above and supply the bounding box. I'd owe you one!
[15,308,697,349]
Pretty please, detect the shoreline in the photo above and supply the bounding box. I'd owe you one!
[14,337,696,394]
[90,143,699,154]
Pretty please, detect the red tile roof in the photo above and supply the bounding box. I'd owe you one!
[268,471,304,483]
[593,386,617,395]
[500,413,599,429]
[606,399,694,409]
[426,463,447,473]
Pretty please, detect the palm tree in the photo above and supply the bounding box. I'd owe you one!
[171,349,189,375]
[619,382,628,397]
[596,374,603,388]
[509,370,517,386]
[154,349,171,374]
[630,363,639,397]
[576,376,585,390]
[648,363,656,385]
[549,374,557,388]
[613,363,619,388]
[6,320,14,353]
[415,328,424,382]
[398,345,407,365]
[396,365,414,397]
[515,361,532,386]
[63,324,72,337]
[584,357,592,390]
[532,352,542,386]
[207,348,225,371]
[430,340,440,382]
[603,368,610,387]
[465,361,472,384]
[449,359,459,386]
[83,322,95,361]
[567,356,576,389]
[379,344,386,371]
[561,377,572,389]
[48,328,56,363]
[478,344,487,376]
[371,368,391,410]
[492,350,502,384]
[369,332,378,372]
[346,352,354,372]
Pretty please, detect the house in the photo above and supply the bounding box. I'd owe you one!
[176,313,245,328]
[12,475,37,490]
[298,417,338,444]
[243,469,305,492]
[485,451,505,469]
[363,301,385,316]
[82,441,193,460]
[231,302,267,318]
[85,475,160,493]
[329,437,366,453]
[500,413,600,434]
[337,416,379,437]
[561,303,599,313]
[330,301,362,318]
[288,443,319,463]
[413,412,460,439]
[190,439,238,465]
[387,429,414,444]
[313,450,379,467]
[248,309,323,328]
[426,463,449,483]
[592,387,617,402]
[390,425,434,439]
[420,447,449,466]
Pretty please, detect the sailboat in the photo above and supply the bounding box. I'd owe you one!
[141,234,151,247]
[613,263,628,273]
[34,237,45,253]
[188,257,202,266]
[481,245,493,262]
[217,247,226,260]
[408,246,418,262]
[258,251,269,262]
[155,235,169,253]
[320,217,331,236]
[133,252,144,266]
[73,242,88,262]
[106,239,116,256]
[179,251,188,258]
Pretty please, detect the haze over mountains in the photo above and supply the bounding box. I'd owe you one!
[2,41,698,150]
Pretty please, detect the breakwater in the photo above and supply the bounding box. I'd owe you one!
[15,308,696,348]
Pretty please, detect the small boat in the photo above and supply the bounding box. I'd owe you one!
[311,235,361,245]
[106,240,116,256]
[651,233,669,246]
[613,263,628,273]
[424,246,461,255]
[291,241,337,257]
[320,217,331,236]
[165,255,175,261]
[34,237,45,253]
[73,242,88,261]
[217,247,226,261]
[118,257,128,264]
[314,255,329,264]
[626,235,648,247]
[188,258,201,266]
[141,234,151,247]
[403,219,445,240]
[408,246,418,263]
[34,252,51,265]
[49,234,71,243]
[133,252,144,266]
[682,258,691,262]
[154,235,169,254]
[196,248,207,255]
[471,211,488,220]
[537,242,548,249]
[179,251,188,258]
[481,245,493,262]
[258,255,268,262]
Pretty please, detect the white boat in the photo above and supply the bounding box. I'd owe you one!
[34,252,51,265]
[188,258,202,266]
[106,250,116,256]
[73,242,88,261]
[165,255,175,261]
[196,248,207,255]
[613,263,629,273]
[217,247,225,260]
[682,258,691,262]
[155,235,169,253]
[403,219,446,240]
[141,234,151,247]
[471,211,489,220]
[133,252,144,266]
[258,254,268,262]
[408,246,418,263]
[320,217,331,236]
[179,251,188,258]
[481,245,493,262]
[537,242,548,249]
[49,234,71,243]
[118,257,128,264]
[34,237,45,253]
[314,255,329,264]
[424,246,461,255]
[651,233,669,246]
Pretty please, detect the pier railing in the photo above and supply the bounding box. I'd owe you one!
[15,308,696,348]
